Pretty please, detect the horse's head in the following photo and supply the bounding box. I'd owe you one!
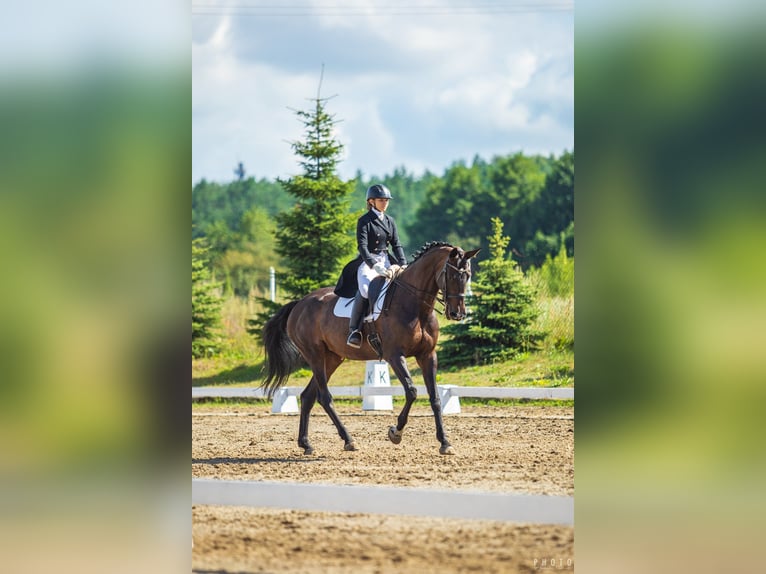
[438,247,480,321]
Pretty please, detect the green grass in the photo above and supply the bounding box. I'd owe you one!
[193,360,263,386]
[192,351,575,389]
[193,345,573,389]
[193,293,574,392]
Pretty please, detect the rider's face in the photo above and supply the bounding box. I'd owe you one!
[372,198,390,212]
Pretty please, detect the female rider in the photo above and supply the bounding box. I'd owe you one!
[337,184,407,348]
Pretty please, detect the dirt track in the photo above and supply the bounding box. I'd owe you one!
[192,404,574,573]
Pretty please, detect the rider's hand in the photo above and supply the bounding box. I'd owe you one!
[373,262,388,276]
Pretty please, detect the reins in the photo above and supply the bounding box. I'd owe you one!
[389,260,468,315]
[390,275,445,315]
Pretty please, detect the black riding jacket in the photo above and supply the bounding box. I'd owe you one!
[334,210,407,298]
[356,209,407,268]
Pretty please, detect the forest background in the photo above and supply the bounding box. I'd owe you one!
[192,150,573,299]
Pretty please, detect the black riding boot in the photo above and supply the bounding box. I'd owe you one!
[346,292,368,348]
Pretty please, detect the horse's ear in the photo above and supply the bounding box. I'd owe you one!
[449,247,460,259]
[464,248,481,260]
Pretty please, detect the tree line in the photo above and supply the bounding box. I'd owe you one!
[193,151,573,297]
[192,89,573,364]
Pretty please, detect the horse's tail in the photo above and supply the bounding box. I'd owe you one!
[261,300,304,398]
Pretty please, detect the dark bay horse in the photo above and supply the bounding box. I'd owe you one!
[261,241,479,455]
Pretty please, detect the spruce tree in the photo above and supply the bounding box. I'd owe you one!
[192,238,222,358]
[274,90,357,299]
[439,218,544,366]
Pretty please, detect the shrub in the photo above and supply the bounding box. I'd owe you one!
[439,218,544,366]
[527,241,574,298]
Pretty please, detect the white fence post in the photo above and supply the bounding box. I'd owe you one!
[271,388,299,414]
[363,361,393,411]
[439,385,461,414]
[269,266,276,302]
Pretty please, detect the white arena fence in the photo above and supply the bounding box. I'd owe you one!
[192,384,574,414]
[192,478,574,525]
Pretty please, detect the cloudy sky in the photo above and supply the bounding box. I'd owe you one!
[192,1,573,183]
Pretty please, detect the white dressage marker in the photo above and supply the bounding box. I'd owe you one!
[363,360,393,411]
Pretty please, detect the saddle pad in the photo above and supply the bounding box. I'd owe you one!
[333,280,391,322]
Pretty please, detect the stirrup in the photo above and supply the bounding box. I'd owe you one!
[346,330,362,348]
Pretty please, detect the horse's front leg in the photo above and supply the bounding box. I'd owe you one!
[417,351,454,455]
[387,353,418,445]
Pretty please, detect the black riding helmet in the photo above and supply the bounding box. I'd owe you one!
[366,184,393,200]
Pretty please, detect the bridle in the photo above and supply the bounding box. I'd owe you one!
[387,254,471,316]
[436,260,471,301]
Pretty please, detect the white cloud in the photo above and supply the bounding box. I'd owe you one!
[192,5,573,183]
[507,50,539,91]
[335,98,397,177]
[193,17,321,180]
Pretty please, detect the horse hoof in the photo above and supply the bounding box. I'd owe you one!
[388,426,402,444]
[303,446,314,455]
[439,445,455,455]
[344,442,357,452]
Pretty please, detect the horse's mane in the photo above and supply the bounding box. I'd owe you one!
[410,241,455,263]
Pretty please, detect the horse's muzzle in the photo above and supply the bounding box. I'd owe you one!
[446,308,465,321]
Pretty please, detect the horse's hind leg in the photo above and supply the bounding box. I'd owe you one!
[316,386,356,451]
[313,352,357,451]
[298,381,318,455]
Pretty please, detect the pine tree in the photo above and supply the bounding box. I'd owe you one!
[439,218,544,366]
[192,238,222,358]
[274,89,357,300]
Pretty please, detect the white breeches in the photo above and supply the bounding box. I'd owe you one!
[356,252,390,298]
